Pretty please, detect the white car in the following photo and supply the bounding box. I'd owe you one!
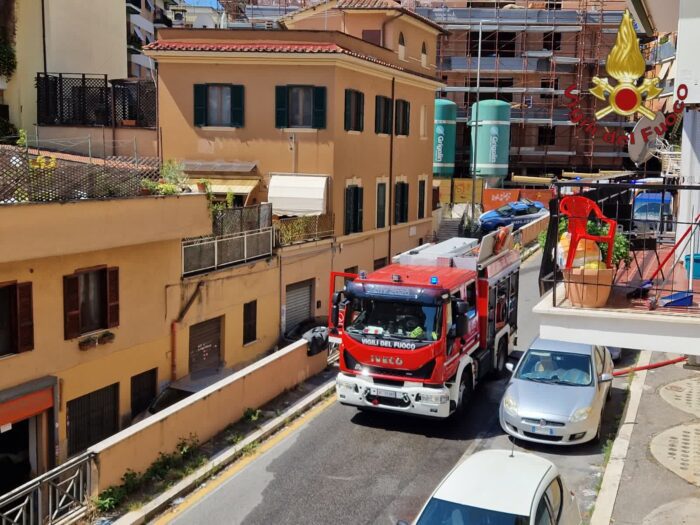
[403,449,581,525]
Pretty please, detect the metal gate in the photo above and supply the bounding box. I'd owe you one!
[66,383,119,456]
[189,317,222,374]
[285,280,313,334]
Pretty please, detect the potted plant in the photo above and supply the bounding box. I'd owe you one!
[140,178,159,195]
[121,118,137,127]
[98,331,116,345]
[196,178,210,193]
[78,336,98,351]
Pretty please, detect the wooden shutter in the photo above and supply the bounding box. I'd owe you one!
[385,97,393,135]
[312,86,326,129]
[344,186,355,235]
[402,183,409,223]
[394,182,401,224]
[63,275,81,340]
[418,180,426,219]
[194,84,207,126]
[404,101,410,136]
[344,89,352,131]
[358,92,364,132]
[375,95,382,133]
[230,85,244,127]
[377,183,386,229]
[275,86,288,128]
[356,186,364,233]
[16,282,34,352]
[106,267,119,328]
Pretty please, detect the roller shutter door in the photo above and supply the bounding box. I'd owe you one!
[285,280,313,333]
[189,317,222,374]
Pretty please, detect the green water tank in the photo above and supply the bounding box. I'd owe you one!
[433,99,457,177]
[469,100,511,178]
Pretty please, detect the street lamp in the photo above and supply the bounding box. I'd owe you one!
[470,20,485,228]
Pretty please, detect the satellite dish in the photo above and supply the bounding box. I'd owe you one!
[628,111,666,165]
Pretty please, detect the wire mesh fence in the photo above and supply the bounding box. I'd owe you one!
[0,143,159,204]
[276,213,335,246]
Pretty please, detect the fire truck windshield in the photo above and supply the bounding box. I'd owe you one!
[345,298,442,342]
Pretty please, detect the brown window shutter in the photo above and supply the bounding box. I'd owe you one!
[16,282,34,352]
[106,267,120,328]
[63,275,81,339]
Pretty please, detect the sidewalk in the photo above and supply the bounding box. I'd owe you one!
[609,353,700,524]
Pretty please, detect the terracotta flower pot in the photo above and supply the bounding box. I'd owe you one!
[564,267,614,308]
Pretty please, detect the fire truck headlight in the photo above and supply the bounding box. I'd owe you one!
[503,394,518,416]
[421,393,449,405]
[336,377,354,391]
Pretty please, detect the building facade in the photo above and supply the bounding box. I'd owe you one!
[145,1,444,332]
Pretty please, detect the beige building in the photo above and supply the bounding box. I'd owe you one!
[145,0,444,332]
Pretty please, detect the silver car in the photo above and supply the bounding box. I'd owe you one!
[500,338,613,445]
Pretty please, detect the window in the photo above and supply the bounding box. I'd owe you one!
[373,257,387,270]
[544,31,562,51]
[394,181,409,224]
[0,282,33,356]
[243,300,257,345]
[418,179,426,219]
[538,126,556,146]
[398,32,406,60]
[545,478,563,522]
[193,84,244,127]
[375,96,393,134]
[344,89,364,132]
[63,267,119,339]
[275,85,326,129]
[395,99,410,136]
[470,31,516,57]
[541,78,559,99]
[344,185,364,235]
[546,0,563,9]
[362,29,381,46]
[131,368,157,418]
[421,42,428,67]
[376,182,387,228]
[67,383,119,456]
[534,496,554,525]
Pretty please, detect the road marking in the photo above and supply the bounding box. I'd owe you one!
[153,395,337,524]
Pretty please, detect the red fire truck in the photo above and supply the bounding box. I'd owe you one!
[329,229,520,418]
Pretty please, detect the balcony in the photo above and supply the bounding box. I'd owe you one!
[275,214,334,246]
[182,204,273,276]
[534,180,700,355]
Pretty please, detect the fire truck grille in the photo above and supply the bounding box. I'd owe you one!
[343,350,435,380]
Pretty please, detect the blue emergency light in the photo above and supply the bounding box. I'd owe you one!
[430,276,439,285]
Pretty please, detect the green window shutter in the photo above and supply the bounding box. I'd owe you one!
[385,98,393,135]
[356,186,364,233]
[402,183,409,223]
[312,86,326,129]
[418,180,425,219]
[344,89,352,131]
[194,84,207,126]
[377,182,386,229]
[344,186,355,235]
[404,101,410,136]
[358,92,364,132]
[275,85,288,128]
[394,182,401,224]
[231,85,244,127]
[375,95,382,134]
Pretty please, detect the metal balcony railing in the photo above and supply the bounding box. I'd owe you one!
[182,228,274,276]
[275,213,334,246]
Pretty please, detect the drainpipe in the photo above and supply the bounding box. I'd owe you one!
[170,281,205,381]
[387,77,396,258]
[40,0,48,74]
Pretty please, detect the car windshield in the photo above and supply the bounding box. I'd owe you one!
[416,498,529,525]
[345,298,442,341]
[148,387,191,414]
[633,202,671,220]
[495,205,514,217]
[516,349,593,386]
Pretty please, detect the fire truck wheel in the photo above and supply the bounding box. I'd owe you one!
[492,338,508,379]
[455,367,473,416]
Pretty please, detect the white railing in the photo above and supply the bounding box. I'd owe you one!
[0,452,93,525]
[182,227,273,276]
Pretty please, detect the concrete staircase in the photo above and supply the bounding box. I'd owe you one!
[437,217,461,242]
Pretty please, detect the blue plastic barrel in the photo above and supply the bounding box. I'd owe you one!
[684,254,700,279]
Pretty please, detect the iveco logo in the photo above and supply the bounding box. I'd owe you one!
[370,355,404,366]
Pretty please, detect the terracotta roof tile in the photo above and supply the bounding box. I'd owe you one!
[336,0,400,8]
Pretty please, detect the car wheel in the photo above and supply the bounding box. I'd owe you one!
[455,368,473,416]
[492,338,508,379]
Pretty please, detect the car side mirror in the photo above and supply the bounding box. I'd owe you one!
[505,362,514,373]
[599,373,613,383]
[456,315,469,337]
[454,300,469,316]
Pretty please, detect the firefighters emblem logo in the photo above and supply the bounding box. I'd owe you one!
[590,10,662,120]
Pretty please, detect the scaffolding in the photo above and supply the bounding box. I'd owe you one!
[416,0,631,176]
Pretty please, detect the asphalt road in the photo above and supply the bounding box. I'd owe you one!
[167,253,632,524]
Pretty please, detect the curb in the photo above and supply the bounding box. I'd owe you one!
[590,350,652,525]
[520,242,541,262]
[114,378,337,525]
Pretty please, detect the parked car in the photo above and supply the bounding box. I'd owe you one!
[478,199,549,234]
[404,449,581,525]
[500,338,613,445]
[132,368,234,423]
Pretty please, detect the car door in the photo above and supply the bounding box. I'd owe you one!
[532,477,580,525]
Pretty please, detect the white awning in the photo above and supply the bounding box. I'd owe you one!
[268,175,328,216]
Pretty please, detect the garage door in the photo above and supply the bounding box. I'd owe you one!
[67,383,119,456]
[285,280,313,333]
[189,317,222,374]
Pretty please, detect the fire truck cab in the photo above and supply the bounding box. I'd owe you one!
[330,229,520,418]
